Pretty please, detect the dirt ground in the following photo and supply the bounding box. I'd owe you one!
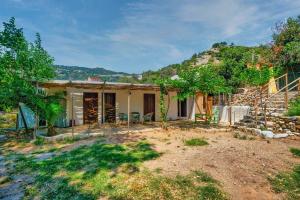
[2,126,300,200]
[104,128,300,200]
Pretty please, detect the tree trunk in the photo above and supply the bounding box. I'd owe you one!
[188,95,195,120]
[47,125,56,136]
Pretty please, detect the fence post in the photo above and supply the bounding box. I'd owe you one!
[264,103,267,127]
[254,97,258,126]
[285,73,288,109]
[298,79,300,95]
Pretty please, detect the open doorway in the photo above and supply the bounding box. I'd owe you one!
[177,99,187,118]
[144,94,155,121]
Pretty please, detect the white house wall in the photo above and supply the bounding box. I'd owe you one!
[48,87,194,125]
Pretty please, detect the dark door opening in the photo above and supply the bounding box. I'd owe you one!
[83,93,98,124]
[104,93,116,123]
[144,94,155,121]
[177,99,187,117]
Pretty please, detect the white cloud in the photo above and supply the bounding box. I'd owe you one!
[178,0,259,36]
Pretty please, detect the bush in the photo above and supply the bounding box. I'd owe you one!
[287,98,300,116]
[33,137,45,146]
[290,148,300,157]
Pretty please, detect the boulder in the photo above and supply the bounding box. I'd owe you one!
[260,130,275,138]
[273,133,289,139]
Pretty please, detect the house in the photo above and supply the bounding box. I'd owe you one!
[41,80,209,126]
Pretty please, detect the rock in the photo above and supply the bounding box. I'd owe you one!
[266,121,274,127]
[260,131,275,138]
[285,130,292,134]
[273,133,289,139]
[254,129,261,135]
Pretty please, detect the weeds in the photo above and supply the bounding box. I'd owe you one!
[233,132,255,140]
[184,138,209,146]
[269,165,300,199]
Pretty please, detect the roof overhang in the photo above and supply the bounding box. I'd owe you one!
[40,80,178,91]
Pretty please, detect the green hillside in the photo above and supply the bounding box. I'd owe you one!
[139,42,270,85]
[54,65,134,82]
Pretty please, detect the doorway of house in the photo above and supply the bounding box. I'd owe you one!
[83,92,98,124]
[177,99,187,117]
[104,93,116,123]
[144,94,155,121]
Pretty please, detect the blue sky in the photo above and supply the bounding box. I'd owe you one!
[1,0,300,73]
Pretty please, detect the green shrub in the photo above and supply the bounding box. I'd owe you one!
[33,137,45,146]
[290,148,300,157]
[287,98,300,116]
[185,138,209,146]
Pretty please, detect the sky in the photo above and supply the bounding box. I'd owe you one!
[0,0,300,73]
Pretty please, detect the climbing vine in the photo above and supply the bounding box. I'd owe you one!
[157,78,170,129]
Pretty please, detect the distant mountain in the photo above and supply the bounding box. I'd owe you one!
[54,65,134,82]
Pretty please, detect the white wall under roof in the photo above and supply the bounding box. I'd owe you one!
[47,86,194,125]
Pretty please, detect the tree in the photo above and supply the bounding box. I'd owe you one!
[240,66,273,87]
[0,17,55,110]
[212,41,227,48]
[171,65,228,119]
[271,16,300,76]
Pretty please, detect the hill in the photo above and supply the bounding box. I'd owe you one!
[54,65,134,81]
[139,42,268,84]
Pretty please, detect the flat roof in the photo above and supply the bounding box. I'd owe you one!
[40,80,177,91]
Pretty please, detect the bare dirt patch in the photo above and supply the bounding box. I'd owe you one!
[2,126,299,200]
[130,128,300,200]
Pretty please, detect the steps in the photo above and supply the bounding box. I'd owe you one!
[232,90,299,134]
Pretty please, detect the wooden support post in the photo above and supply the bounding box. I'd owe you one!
[264,103,267,127]
[285,73,288,109]
[34,82,38,140]
[298,79,300,95]
[254,97,258,126]
[229,106,232,126]
[127,91,131,129]
[71,94,74,138]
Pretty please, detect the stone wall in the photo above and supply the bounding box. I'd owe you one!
[268,116,300,133]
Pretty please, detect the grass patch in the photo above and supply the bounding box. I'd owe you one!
[11,140,160,199]
[290,148,300,157]
[110,171,226,200]
[194,170,217,183]
[184,138,208,146]
[269,165,300,199]
[57,136,81,144]
[8,139,226,199]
